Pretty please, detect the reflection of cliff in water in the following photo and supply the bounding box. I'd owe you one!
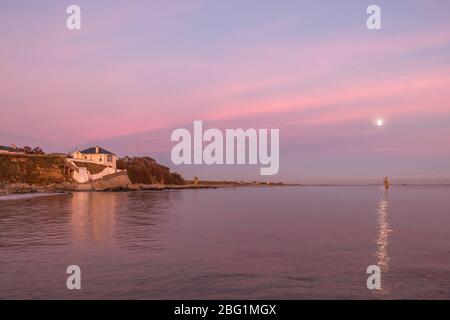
[113,191,177,251]
[0,194,72,249]
[70,191,178,250]
[70,192,117,247]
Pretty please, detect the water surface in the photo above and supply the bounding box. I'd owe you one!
[1,186,449,299]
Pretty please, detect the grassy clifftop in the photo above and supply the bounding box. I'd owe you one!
[0,154,73,184]
[72,161,106,174]
[117,156,184,185]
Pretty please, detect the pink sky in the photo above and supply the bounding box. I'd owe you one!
[1,1,450,182]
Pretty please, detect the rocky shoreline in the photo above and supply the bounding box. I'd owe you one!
[0,182,77,195]
[0,182,227,195]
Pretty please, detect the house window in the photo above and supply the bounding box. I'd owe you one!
[99,157,102,162]
[107,155,112,162]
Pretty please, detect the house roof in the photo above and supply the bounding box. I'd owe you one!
[78,147,115,155]
[0,145,16,152]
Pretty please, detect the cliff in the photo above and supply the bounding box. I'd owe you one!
[0,154,185,194]
[117,156,185,185]
[0,154,73,184]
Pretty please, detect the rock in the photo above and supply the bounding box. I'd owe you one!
[0,181,77,194]
[117,156,184,185]
[91,171,132,191]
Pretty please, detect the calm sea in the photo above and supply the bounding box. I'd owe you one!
[1,186,449,299]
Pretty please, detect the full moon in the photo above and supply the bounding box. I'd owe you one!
[376,119,384,127]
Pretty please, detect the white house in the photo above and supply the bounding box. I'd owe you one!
[72,146,118,170]
[69,146,120,183]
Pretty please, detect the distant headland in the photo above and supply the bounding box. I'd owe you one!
[0,144,292,195]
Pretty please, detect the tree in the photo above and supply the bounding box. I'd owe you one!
[23,146,32,153]
[32,147,45,154]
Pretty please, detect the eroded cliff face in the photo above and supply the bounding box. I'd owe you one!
[117,156,184,185]
[0,154,73,184]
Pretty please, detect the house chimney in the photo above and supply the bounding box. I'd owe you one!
[96,146,99,154]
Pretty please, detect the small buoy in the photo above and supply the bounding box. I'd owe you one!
[384,176,390,189]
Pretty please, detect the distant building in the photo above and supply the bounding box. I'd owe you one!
[0,145,24,154]
[72,146,118,170]
[0,146,14,154]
